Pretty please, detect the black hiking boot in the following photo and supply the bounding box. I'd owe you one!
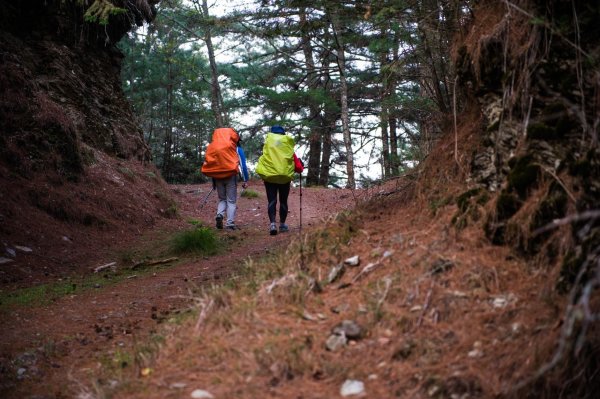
[269,222,277,236]
[216,214,224,229]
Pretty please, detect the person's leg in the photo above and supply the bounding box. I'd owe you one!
[264,181,278,223]
[215,179,226,229]
[224,175,238,228]
[278,182,291,224]
[264,181,278,235]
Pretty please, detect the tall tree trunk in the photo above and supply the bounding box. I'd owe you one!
[438,0,457,103]
[420,32,448,113]
[328,7,355,189]
[201,0,225,127]
[319,111,335,186]
[300,7,322,186]
[389,27,400,175]
[319,43,335,187]
[147,117,154,149]
[163,61,173,180]
[379,30,391,178]
[380,108,390,178]
[389,116,399,175]
[418,0,449,114]
[196,129,202,164]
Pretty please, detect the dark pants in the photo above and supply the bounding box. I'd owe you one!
[264,181,290,223]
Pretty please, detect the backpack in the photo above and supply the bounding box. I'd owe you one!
[201,128,239,179]
[256,133,295,184]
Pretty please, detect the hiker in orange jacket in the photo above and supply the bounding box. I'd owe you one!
[201,128,249,230]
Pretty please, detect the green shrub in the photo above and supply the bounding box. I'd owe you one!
[240,189,259,198]
[171,227,219,255]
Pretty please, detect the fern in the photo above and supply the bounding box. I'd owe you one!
[83,0,126,25]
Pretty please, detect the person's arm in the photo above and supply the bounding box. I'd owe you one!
[237,146,249,183]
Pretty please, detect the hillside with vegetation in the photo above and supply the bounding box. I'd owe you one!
[0,0,598,398]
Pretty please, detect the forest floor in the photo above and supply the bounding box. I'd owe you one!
[0,173,569,398]
[0,179,357,398]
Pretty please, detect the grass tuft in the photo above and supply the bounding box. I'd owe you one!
[170,227,219,255]
[240,189,259,198]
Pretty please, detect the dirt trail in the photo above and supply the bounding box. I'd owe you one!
[0,181,355,398]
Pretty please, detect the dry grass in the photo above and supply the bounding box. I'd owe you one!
[109,187,579,398]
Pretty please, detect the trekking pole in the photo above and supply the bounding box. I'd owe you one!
[299,173,305,272]
[198,187,214,210]
[199,179,216,210]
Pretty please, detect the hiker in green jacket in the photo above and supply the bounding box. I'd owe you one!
[256,125,304,235]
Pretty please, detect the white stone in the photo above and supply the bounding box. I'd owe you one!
[170,382,187,389]
[428,384,441,396]
[492,293,517,308]
[340,379,365,397]
[511,322,522,334]
[15,245,33,253]
[325,333,347,352]
[468,349,484,358]
[302,311,317,321]
[190,389,214,399]
[344,255,360,266]
[492,297,508,308]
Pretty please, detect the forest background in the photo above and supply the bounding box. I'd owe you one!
[119,0,457,187]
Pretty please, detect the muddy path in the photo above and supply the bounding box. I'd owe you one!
[0,181,356,398]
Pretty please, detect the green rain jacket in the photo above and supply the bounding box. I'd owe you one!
[256,133,295,184]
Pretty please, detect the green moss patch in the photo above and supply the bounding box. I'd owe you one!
[531,184,568,232]
[496,191,523,220]
[452,188,489,230]
[569,148,599,179]
[507,155,541,198]
[456,188,482,212]
[527,123,557,140]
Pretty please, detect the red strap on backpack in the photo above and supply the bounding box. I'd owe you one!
[293,153,304,173]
